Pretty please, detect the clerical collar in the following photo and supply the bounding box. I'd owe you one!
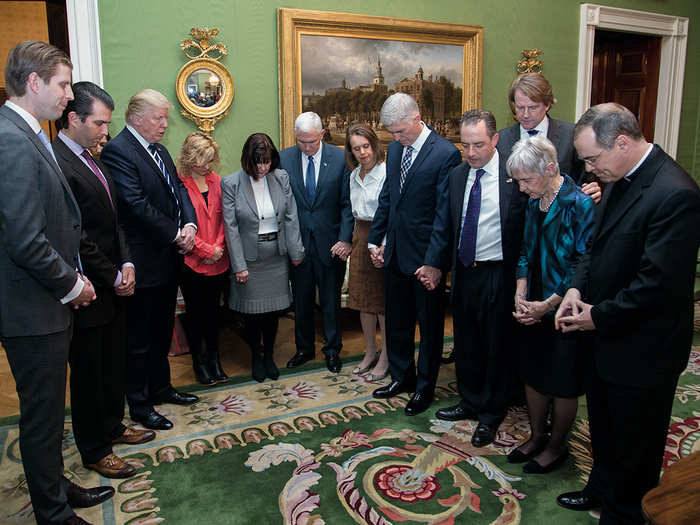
[622,143,653,181]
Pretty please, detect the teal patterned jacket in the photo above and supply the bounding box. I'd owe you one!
[515,174,595,299]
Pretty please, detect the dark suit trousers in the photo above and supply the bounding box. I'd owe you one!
[583,372,678,524]
[452,262,513,426]
[2,330,74,524]
[69,307,127,464]
[125,283,177,417]
[290,239,345,356]
[384,260,445,393]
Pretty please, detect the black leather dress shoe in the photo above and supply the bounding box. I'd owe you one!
[287,352,314,368]
[556,491,600,511]
[326,353,342,373]
[372,379,416,399]
[153,388,199,406]
[131,410,173,430]
[471,422,497,447]
[65,481,114,508]
[405,391,433,416]
[435,404,477,421]
[523,450,569,474]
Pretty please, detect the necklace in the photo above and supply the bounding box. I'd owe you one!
[539,177,563,212]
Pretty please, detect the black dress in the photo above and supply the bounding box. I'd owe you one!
[518,209,585,398]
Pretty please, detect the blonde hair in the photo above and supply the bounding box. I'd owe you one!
[177,132,220,176]
[125,89,173,123]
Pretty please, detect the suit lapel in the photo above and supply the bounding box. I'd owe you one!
[289,147,311,208]
[498,156,514,228]
[451,165,468,239]
[54,139,113,215]
[268,170,283,219]
[240,172,259,218]
[399,131,435,201]
[123,131,174,195]
[314,145,332,206]
[547,118,563,152]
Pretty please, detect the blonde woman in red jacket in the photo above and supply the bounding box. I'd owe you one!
[177,132,230,384]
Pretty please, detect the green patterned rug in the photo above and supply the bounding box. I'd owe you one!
[1,344,698,524]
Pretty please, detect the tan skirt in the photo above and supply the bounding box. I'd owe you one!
[348,219,385,314]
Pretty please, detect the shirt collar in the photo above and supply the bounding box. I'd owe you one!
[408,121,431,152]
[126,124,152,151]
[520,116,549,138]
[4,100,42,134]
[57,130,87,157]
[471,149,500,179]
[623,144,653,181]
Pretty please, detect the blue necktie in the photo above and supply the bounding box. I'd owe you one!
[305,155,316,201]
[37,129,57,164]
[400,145,413,191]
[527,129,539,137]
[458,168,485,267]
[148,144,181,225]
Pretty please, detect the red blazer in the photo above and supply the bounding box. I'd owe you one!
[180,171,229,275]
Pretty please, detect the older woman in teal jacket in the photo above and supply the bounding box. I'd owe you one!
[505,135,594,475]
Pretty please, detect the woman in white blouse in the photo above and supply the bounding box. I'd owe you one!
[345,123,389,381]
[221,133,304,382]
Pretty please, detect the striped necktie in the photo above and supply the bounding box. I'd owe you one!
[400,145,413,191]
[148,144,181,225]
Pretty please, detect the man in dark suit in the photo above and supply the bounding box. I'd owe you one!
[433,110,527,447]
[555,103,700,524]
[54,82,156,479]
[0,41,113,525]
[101,89,199,431]
[280,112,354,373]
[497,73,601,202]
[368,93,461,416]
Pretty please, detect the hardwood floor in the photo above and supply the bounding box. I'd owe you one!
[0,307,453,419]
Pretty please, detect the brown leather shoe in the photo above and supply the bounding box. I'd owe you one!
[112,427,156,445]
[84,453,136,479]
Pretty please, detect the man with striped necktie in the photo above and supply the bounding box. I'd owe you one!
[102,89,198,431]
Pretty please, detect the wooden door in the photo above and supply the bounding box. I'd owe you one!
[591,30,661,142]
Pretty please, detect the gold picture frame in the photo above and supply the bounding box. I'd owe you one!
[277,8,484,148]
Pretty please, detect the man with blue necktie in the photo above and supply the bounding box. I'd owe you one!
[434,110,527,447]
[368,93,461,416]
[280,112,353,373]
[102,89,199,431]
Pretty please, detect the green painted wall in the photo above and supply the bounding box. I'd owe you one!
[98,0,700,180]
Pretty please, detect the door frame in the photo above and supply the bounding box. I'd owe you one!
[65,0,103,86]
[576,3,688,158]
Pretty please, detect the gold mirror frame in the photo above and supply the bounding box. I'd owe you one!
[277,8,484,149]
[176,28,234,133]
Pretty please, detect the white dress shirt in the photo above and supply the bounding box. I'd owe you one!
[4,100,84,303]
[402,121,431,169]
[350,162,386,221]
[519,116,549,141]
[249,175,278,234]
[459,150,503,261]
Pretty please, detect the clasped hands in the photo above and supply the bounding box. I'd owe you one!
[554,288,596,332]
[513,294,552,325]
[70,274,96,309]
[115,266,135,296]
[330,241,351,261]
[175,225,197,254]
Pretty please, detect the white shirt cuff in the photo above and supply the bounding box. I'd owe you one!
[60,276,84,304]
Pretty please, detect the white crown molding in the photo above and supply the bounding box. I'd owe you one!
[65,0,103,86]
[576,3,688,158]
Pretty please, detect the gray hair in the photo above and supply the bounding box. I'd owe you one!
[460,109,497,138]
[294,112,323,133]
[380,93,419,127]
[574,102,643,149]
[506,135,560,177]
[125,89,173,123]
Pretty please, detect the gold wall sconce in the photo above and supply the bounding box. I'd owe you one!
[517,49,543,74]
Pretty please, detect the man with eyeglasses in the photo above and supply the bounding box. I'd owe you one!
[554,103,700,524]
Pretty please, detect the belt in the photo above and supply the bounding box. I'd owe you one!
[258,232,278,242]
[461,260,502,269]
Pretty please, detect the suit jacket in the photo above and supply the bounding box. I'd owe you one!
[446,154,528,290]
[279,143,353,266]
[221,168,304,273]
[368,130,461,274]
[572,145,700,386]
[515,174,594,299]
[497,117,586,184]
[53,137,131,328]
[101,127,197,287]
[0,104,82,337]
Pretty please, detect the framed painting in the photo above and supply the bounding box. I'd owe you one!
[277,8,484,148]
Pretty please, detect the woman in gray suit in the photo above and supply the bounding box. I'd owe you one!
[222,133,304,382]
